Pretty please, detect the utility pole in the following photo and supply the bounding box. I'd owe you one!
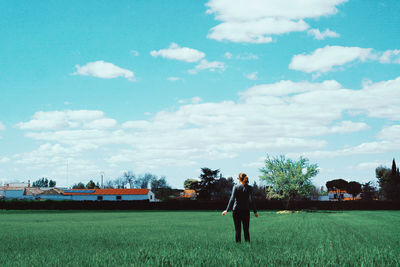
[100,171,104,189]
[66,160,69,189]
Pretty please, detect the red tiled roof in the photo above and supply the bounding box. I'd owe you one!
[63,188,150,195]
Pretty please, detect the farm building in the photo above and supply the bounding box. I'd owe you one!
[176,189,197,200]
[0,183,30,200]
[328,190,361,201]
[62,189,156,201]
[0,183,156,202]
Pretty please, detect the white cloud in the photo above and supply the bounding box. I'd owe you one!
[307,28,339,40]
[16,110,116,131]
[130,50,139,56]
[289,45,373,73]
[348,161,390,170]
[224,52,259,60]
[188,59,225,74]
[379,49,400,64]
[73,61,135,81]
[0,157,10,163]
[208,17,308,43]
[236,53,259,60]
[245,72,258,80]
[177,97,203,105]
[224,52,232,59]
[16,76,400,174]
[329,121,370,134]
[0,122,5,131]
[376,125,400,140]
[206,0,347,43]
[150,43,205,63]
[167,77,181,82]
[83,118,117,129]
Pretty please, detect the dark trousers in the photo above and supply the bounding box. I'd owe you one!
[233,210,250,242]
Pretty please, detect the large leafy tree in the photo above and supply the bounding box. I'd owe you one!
[326,179,349,201]
[361,182,378,200]
[32,177,56,188]
[196,168,220,200]
[86,180,98,189]
[260,155,318,209]
[72,182,85,189]
[214,176,235,201]
[346,181,362,200]
[376,159,400,201]
[150,176,172,201]
[184,179,199,190]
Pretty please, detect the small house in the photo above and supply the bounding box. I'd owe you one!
[328,190,361,201]
[62,188,156,201]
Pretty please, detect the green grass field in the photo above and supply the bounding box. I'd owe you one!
[0,210,399,266]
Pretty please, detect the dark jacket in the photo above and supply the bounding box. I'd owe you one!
[226,184,257,213]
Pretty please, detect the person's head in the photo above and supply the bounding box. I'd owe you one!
[238,173,249,185]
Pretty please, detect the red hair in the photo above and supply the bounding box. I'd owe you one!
[238,173,249,185]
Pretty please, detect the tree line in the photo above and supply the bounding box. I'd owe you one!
[28,156,399,205]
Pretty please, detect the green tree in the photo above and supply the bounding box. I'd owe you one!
[32,177,49,187]
[122,171,136,188]
[195,168,220,200]
[72,182,85,189]
[214,176,235,201]
[86,180,96,189]
[184,179,199,190]
[326,179,348,201]
[104,180,114,189]
[259,155,319,209]
[252,181,267,201]
[49,180,56,187]
[376,159,400,201]
[136,173,154,189]
[361,182,378,201]
[150,176,172,201]
[346,181,362,200]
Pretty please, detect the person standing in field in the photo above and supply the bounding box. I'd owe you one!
[222,173,258,243]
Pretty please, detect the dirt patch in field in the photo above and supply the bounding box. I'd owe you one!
[276,210,301,214]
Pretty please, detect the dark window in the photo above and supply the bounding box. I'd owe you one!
[97,196,103,201]
[150,195,152,200]
[116,195,122,200]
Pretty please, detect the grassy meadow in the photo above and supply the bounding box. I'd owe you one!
[0,210,399,266]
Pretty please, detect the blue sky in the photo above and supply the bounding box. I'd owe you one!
[0,0,399,189]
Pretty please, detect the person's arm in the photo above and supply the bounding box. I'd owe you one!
[250,186,257,215]
[226,185,236,212]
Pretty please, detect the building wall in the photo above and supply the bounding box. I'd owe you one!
[328,192,361,201]
[38,195,72,201]
[5,190,24,199]
[64,194,149,201]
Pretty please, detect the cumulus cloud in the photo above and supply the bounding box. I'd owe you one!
[0,157,10,163]
[206,0,347,43]
[16,110,116,131]
[224,52,232,59]
[150,43,205,62]
[379,49,400,64]
[130,50,139,56]
[225,52,259,60]
[348,161,390,170]
[16,76,400,177]
[188,59,225,74]
[167,77,181,82]
[307,28,339,40]
[289,46,374,73]
[245,72,258,80]
[73,61,135,81]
